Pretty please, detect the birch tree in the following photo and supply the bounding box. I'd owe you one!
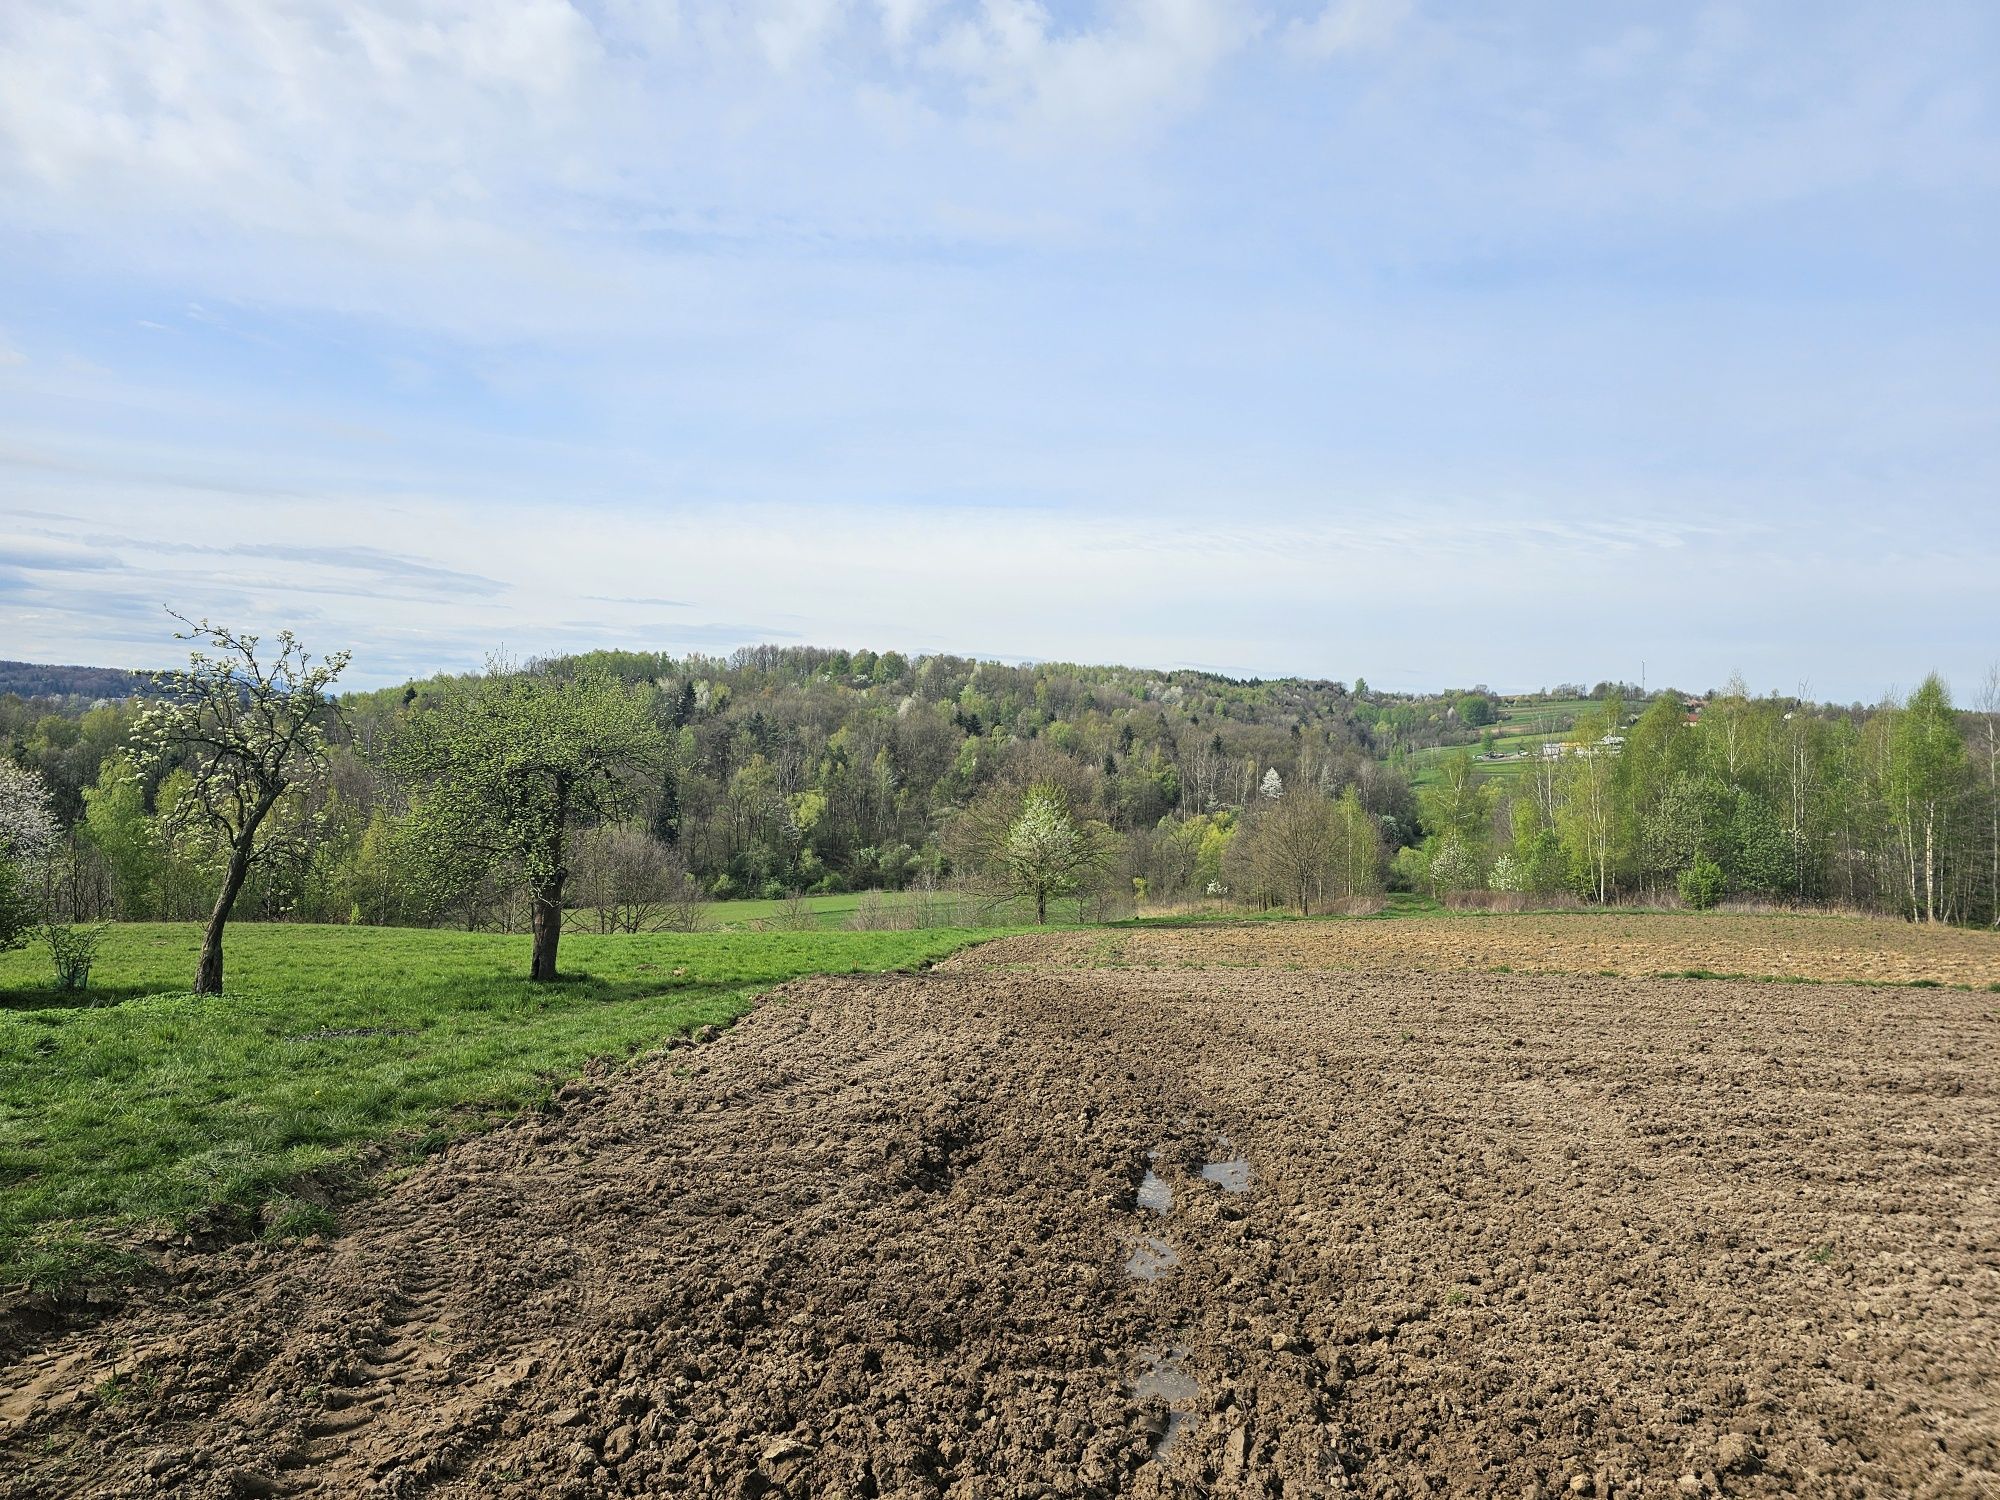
[1886,676,1969,923]
[1330,786,1385,899]
[1554,708,1619,903]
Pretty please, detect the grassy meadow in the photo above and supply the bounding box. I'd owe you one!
[0,921,1005,1293]
[1404,697,1596,787]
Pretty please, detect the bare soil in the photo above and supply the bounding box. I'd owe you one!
[4,939,1997,1498]
[957,912,2000,989]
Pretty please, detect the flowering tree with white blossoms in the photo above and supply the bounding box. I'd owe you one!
[132,616,349,995]
[1000,784,1117,925]
[0,760,58,951]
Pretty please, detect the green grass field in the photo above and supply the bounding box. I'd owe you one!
[1405,698,1597,787]
[705,890,898,927]
[0,922,1002,1293]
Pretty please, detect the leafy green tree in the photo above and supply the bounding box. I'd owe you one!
[1456,693,1497,728]
[1678,854,1725,909]
[81,753,160,918]
[336,808,428,926]
[132,618,349,995]
[391,669,663,979]
[1885,675,1971,922]
[1553,706,1621,902]
[1419,749,1494,852]
[1641,773,1723,892]
[1724,790,1790,896]
[1501,793,1566,894]
[1330,786,1385,898]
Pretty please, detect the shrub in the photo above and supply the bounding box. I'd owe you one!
[44,922,108,991]
[1678,855,1726,911]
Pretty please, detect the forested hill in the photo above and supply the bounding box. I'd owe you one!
[9,642,1526,903]
[352,646,1445,895]
[0,660,157,703]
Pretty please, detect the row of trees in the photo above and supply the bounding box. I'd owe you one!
[1396,675,2000,924]
[8,635,1431,932]
[5,623,1994,998]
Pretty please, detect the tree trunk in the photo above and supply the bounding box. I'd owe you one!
[531,874,564,981]
[531,777,571,981]
[195,797,275,996]
[1924,811,1936,924]
[1035,887,1047,925]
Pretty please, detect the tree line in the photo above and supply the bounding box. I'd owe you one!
[5,635,1422,931]
[1397,675,2000,925]
[3,624,1995,995]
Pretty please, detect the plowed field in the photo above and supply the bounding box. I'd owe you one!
[3,924,1997,1498]
[954,912,2000,989]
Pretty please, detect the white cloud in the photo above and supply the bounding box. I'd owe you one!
[1287,0,1410,59]
[876,0,939,50]
[0,0,1265,344]
[925,0,1262,140]
[755,0,849,70]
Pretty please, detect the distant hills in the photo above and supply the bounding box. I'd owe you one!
[0,660,158,702]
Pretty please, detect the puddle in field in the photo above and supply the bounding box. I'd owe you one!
[1128,1344,1200,1460]
[1200,1155,1251,1193]
[1136,1149,1173,1215]
[1125,1235,1180,1281]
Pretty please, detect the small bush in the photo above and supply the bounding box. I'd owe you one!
[847,890,899,931]
[44,922,108,991]
[1677,856,1726,911]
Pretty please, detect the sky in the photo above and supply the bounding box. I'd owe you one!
[1,0,1996,700]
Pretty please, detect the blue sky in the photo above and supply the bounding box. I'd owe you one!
[1,0,1996,699]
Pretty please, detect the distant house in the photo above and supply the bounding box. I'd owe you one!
[1542,735,1624,761]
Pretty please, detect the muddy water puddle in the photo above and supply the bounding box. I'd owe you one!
[1128,1343,1200,1461]
[1200,1155,1251,1193]
[1124,1235,1179,1280]
[1136,1151,1173,1215]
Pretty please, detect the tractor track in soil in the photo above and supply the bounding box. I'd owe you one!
[2,951,1996,1498]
